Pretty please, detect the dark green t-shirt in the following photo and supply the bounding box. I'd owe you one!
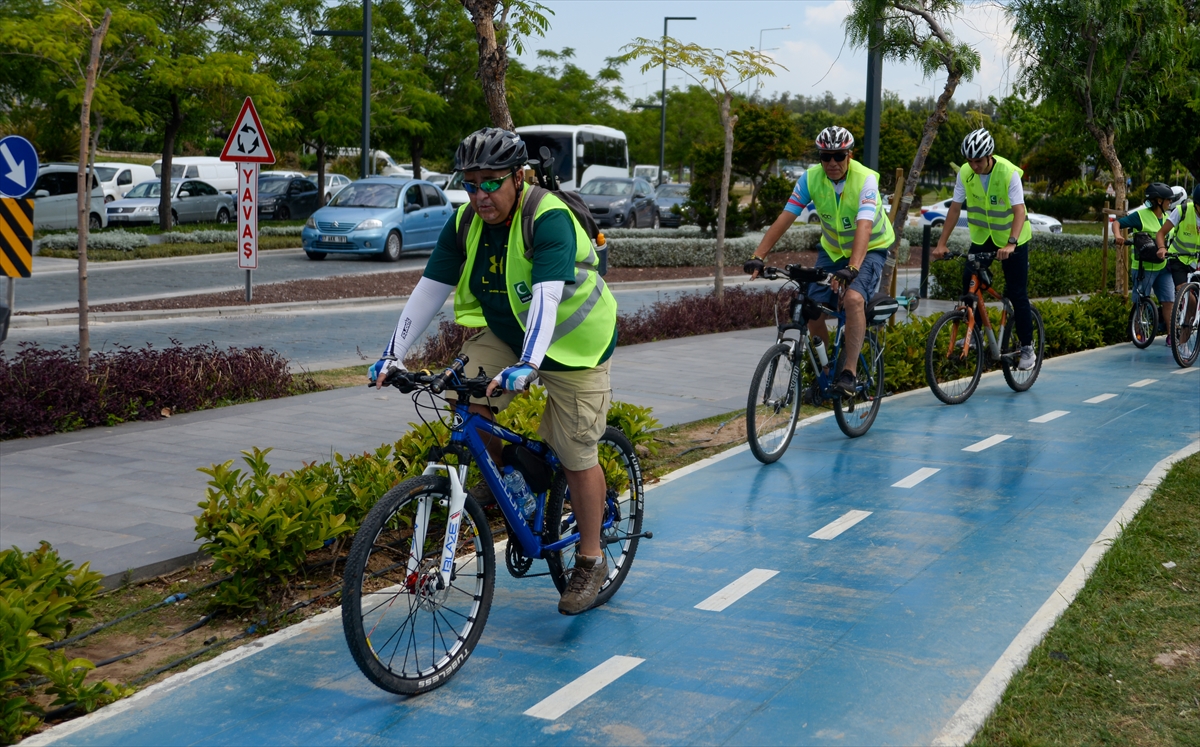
[423,209,617,370]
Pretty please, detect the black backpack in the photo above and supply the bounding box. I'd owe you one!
[454,146,609,275]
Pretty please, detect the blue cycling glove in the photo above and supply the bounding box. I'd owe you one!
[493,363,538,392]
[369,356,404,385]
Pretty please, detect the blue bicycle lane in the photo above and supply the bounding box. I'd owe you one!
[33,344,1200,747]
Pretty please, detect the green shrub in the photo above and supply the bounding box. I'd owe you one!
[38,230,151,252]
[0,544,126,743]
[609,226,820,268]
[928,246,1119,300]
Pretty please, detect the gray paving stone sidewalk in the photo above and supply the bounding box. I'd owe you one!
[0,327,777,582]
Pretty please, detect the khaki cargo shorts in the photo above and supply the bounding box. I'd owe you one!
[457,328,612,471]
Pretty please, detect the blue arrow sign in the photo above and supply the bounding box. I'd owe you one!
[0,136,39,199]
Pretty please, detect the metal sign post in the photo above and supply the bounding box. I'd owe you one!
[219,98,274,303]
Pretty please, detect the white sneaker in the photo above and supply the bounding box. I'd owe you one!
[1018,345,1036,370]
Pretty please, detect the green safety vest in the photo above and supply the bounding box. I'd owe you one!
[960,155,1032,246]
[1169,201,1200,260]
[806,160,895,262]
[452,190,617,369]
[1128,206,1167,272]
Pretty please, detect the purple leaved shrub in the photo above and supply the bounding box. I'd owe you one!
[0,342,319,439]
[617,286,780,345]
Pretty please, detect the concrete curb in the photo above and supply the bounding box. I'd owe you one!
[11,276,741,328]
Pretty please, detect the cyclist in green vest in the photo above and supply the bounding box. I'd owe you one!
[745,125,895,396]
[932,128,1036,370]
[1157,183,1200,299]
[1114,182,1176,345]
[370,128,619,616]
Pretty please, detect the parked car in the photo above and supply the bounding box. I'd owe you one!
[258,177,320,221]
[92,162,156,202]
[105,179,233,226]
[305,172,352,203]
[300,177,452,261]
[443,171,468,210]
[425,173,450,189]
[31,165,108,230]
[920,198,1060,233]
[654,183,689,228]
[1027,212,1062,233]
[261,170,307,179]
[578,177,658,229]
[794,201,820,224]
[151,157,238,193]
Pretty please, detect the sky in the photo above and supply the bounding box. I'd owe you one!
[515,0,1020,107]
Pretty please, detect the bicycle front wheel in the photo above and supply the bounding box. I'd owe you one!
[1173,283,1200,367]
[834,329,884,438]
[341,475,495,695]
[925,310,984,405]
[746,342,802,463]
[1002,306,1045,392]
[1130,298,1157,348]
[545,426,645,610]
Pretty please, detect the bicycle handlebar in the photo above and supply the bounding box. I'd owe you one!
[370,355,493,398]
[938,249,998,263]
[761,264,830,284]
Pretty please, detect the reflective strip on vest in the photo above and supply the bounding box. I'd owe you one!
[961,155,1032,246]
[1169,203,1200,258]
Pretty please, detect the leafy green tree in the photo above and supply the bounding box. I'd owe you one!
[619,38,780,298]
[730,102,800,227]
[457,0,550,130]
[1008,0,1188,210]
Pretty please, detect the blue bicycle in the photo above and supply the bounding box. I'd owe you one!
[746,264,896,463]
[340,356,647,695]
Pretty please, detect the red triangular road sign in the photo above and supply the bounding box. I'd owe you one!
[219,97,275,164]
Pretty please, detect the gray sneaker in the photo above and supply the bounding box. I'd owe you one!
[1018,345,1036,371]
[557,554,608,615]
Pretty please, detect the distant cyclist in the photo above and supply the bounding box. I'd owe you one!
[1116,182,1175,345]
[932,128,1036,370]
[370,127,619,616]
[1157,183,1200,297]
[745,125,895,396]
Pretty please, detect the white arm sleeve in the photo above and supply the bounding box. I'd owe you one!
[952,173,967,204]
[1009,171,1025,206]
[856,173,880,222]
[382,276,455,362]
[519,280,565,369]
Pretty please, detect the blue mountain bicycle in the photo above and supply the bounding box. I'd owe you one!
[341,357,647,695]
[746,264,896,463]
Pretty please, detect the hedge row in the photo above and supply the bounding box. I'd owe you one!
[927,246,1119,300]
[608,226,822,268]
[37,226,303,252]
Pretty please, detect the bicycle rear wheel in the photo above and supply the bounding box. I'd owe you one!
[1130,298,1157,348]
[341,475,495,695]
[746,342,802,463]
[1172,283,1200,367]
[545,427,645,610]
[925,310,984,405]
[1001,306,1045,392]
[834,329,884,438]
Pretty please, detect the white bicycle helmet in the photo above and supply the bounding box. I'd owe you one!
[1169,185,1187,209]
[961,128,995,160]
[815,126,854,151]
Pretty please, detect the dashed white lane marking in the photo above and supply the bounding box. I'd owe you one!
[524,655,644,720]
[1084,393,1118,403]
[1172,366,1199,375]
[892,467,941,488]
[1029,410,1069,423]
[963,434,1012,452]
[809,510,873,540]
[695,569,780,612]
[1129,378,1158,388]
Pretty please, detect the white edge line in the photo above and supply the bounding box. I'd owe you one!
[523,655,644,720]
[931,438,1200,747]
[32,343,1140,743]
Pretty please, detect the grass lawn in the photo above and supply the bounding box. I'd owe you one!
[1060,222,1105,236]
[972,450,1200,745]
[38,236,302,261]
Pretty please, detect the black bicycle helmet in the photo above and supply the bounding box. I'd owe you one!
[454,127,527,172]
[1145,182,1173,204]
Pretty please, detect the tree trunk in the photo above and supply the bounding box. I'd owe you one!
[315,139,327,206]
[714,93,737,301]
[880,69,961,294]
[460,0,513,130]
[410,135,424,180]
[75,9,110,368]
[1087,124,1125,214]
[159,94,183,231]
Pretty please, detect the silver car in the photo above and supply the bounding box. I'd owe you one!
[106,179,234,226]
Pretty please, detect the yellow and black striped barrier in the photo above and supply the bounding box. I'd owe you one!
[1,197,34,278]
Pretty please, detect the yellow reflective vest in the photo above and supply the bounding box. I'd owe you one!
[806,160,895,262]
[960,155,1032,246]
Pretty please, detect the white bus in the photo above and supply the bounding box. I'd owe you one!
[515,124,628,191]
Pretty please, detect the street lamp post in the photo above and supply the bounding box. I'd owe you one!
[756,25,789,96]
[659,16,696,186]
[316,0,372,179]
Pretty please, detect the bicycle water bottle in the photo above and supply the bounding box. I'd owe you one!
[814,339,829,367]
[502,466,536,520]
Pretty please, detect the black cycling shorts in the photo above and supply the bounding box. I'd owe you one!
[1167,256,1198,288]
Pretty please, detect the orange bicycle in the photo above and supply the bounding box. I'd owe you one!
[924,249,1045,404]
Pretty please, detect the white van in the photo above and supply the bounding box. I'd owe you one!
[93,162,156,202]
[31,165,108,231]
[332,148,411,177]
[151,157,238,193]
